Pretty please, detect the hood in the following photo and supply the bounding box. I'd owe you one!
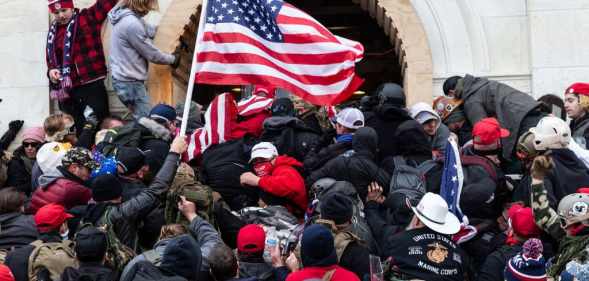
[108,6,135,25]
[352,127,378,159]
[262,116,298,130]
[375,104,412,121]
[409,102,441,130]
[37,166,66,188]
[160,234,202,280]
[238,261,273,280]
[393,120,432,158]
[273,155,303,168]
[138,117,172,142]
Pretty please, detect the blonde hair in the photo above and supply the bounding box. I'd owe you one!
[44,113,74,141]
[159,224,188,240]
[124,0,159,14]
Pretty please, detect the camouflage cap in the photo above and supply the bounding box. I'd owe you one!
[62,147,99,170]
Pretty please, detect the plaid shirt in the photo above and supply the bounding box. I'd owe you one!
[46,0,118,87]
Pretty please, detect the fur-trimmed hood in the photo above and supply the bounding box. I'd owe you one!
[138,117,172,141]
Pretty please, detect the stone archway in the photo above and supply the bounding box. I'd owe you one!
[149,0,434,106]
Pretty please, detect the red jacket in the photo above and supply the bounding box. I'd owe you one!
[286,265,360,281]
[29,177,91,214]
[258,156,308,213]
[46,0,118,87]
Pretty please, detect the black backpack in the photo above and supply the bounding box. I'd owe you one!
[100,124,145,156]
[121,261,185,281]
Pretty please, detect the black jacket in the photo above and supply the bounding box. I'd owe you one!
[260,117,321,162]
[476,244,521,281]
[364,104,413,161]
[135,118,172,174]
[238,259,289,281]
[0,213,38,251]
[303,141,352,175]
[339,241,370,280]
[6,148,35,195]
[513,149,589,208]
[79,152,180,250]
[306,127,390,201]
[571,113,589,149]
[61,263,117,281]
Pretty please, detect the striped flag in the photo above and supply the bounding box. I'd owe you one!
[194,0,364,105]
[237,94,274,117]
[186,93,237,161]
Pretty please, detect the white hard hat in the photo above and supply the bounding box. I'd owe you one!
[529,116,571,151]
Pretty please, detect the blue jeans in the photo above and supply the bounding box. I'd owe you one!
[112,79,151,119]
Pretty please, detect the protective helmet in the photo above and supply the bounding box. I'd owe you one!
[516,131,538,159]
[311,178,336,195]
[375,83,405,107]
[529,116,571,151]
[557,193,589,228]
[433,96,464,122]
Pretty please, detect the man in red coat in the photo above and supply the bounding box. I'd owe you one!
[240,142,308,217]
[46,0,118,133]
[29,147,98,214]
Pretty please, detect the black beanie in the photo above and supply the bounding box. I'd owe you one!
[320,193,353,225]
[116,147,146,175]
[75,226,107,262]
[91,174,123,202]
[443,76,462,96]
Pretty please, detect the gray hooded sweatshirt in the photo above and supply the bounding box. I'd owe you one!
[108,6,175,81]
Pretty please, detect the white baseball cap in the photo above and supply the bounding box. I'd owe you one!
[36,142,72,174]
[411,192,461,235]
[250,142,278,162]
[335,107,364,129]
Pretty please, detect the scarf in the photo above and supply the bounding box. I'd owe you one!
[46,12,79,102]
[335,133,353,144]
[548,233,589,277]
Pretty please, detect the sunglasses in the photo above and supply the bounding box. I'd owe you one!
[22,142,41,148]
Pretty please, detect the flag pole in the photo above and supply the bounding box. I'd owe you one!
[180,0,209,136]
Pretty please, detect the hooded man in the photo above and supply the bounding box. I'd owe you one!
[363,83,413,161]
[240,142,308,216]
[442,74,544,160]
[29,147,98,214]
[409,102,451,158]
[306,127,390,201]
[285,224,360,281]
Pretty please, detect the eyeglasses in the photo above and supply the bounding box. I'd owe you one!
[22,142,40,148]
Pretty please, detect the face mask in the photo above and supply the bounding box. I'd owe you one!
[61,229,69,241]
[253,161,273,177]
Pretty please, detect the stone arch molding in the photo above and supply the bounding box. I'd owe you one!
[148,0,434,105]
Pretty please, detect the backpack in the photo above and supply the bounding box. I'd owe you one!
[314,181,378,255]
[27,240,77,281]
[460,155,498,184]
[79,207,136,273]
[388,156,437,205]
[100,124,145,156]
[121,261,184,281]
[165,163,215,227]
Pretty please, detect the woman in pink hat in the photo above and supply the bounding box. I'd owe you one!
[6,127,45,196]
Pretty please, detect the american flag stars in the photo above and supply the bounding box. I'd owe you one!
[205,0,284,42]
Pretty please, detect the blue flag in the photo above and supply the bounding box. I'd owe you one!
[440,139,465,222]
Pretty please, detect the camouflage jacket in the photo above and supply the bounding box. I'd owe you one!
[530,180,565,239]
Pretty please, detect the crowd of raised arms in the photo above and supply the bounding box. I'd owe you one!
[2,0,589,280]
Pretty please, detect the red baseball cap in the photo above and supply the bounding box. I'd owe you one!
[34,203,74,233]
[472,117,510,145]
[508,204,541,238]
[237,224,266,254]
[566,83,589,96]
[48,0,74,13]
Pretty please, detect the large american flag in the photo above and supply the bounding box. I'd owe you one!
[194,0,365,105]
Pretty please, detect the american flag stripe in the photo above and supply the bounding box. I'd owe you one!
[237,95,273,116]
[195,0,364,105]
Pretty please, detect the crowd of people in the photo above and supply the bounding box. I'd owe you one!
[2,0,589,280]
